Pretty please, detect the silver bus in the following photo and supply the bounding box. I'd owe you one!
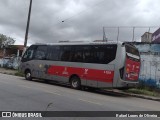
[20,41,141,89]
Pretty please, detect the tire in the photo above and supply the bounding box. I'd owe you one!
[25,70,32,80]
[70,76,81,89]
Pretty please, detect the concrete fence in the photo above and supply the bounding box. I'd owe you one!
[0,57,21,70]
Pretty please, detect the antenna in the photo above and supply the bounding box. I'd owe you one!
[103,27,107,41]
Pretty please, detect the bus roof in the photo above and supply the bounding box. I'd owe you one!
[33,41,124,46]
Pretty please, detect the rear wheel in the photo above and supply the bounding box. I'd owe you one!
[70,76,81,89]
[25,70,32,80]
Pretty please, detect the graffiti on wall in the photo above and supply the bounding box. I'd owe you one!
[135,44,160,88]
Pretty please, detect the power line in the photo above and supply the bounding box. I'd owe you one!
[61,0,106,22]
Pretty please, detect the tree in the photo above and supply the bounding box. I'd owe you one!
[0,34,15,49]
[0,34,15,58]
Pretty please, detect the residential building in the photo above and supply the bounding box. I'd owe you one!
[141,32,152,43]
[0,45,24,58]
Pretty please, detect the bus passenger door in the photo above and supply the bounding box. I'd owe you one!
[32,45,47,79]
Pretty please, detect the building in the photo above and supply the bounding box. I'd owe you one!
[141,32,152,43]
[0,45,24,58]
[152,27,160,43]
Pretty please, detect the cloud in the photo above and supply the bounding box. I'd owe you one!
[0,0,160,45]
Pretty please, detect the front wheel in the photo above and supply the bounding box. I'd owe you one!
[70,76,81,89]
[25,70,32,80]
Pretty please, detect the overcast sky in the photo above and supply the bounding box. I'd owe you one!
[0,0,160,45]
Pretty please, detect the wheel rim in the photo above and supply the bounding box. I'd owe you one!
[72,79,78,88]
[26,72,31,79]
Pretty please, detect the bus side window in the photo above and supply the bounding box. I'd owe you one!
[83,51,90,62]
[34,46,47,60]
[83,45,117,64]
[46,46,61,61]
[71,46,83,62]
[60,46,72,61]
[83,46,101,63]
[103,45,117,64]
[83,45,97,63]
[73,52,83,62]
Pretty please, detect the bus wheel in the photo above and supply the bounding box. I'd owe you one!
[25,70,32,80]
[70,76,81,89]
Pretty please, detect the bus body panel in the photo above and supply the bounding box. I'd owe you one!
[112,44,126,88]
[125,58,140,81]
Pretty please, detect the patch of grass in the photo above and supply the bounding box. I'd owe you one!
[124,88,160,97]
[15,71,24,77]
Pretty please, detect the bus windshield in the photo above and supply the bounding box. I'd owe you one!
[125,44,139,56]
[125,44,140,61]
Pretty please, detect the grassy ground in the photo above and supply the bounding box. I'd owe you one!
[14,71,24,77]
[123,87,160,97]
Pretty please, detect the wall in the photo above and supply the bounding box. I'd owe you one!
[134,43,160,88]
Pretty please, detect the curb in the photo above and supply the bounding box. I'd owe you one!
[0,72,15,75]
[123,92,160,102]
[0,68,17,76]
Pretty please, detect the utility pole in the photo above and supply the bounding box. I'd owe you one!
[117,27,119,43]
[23,0,32,54]
[132,27,135,42]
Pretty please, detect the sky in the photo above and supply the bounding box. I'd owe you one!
[0,0,160,45]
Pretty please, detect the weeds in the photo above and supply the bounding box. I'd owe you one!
[15,71,24,77]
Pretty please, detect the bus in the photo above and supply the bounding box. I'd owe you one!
[20,41,141,89]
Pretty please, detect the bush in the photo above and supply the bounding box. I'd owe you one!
[125,88,160,97]
[15,71,24,77]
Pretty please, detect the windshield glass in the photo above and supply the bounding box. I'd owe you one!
[125,44,139,56]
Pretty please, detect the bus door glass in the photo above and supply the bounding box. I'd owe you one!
[125,45,140,81]
[32,45,47,78]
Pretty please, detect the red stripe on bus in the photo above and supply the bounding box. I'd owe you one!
[47,65,114,83]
